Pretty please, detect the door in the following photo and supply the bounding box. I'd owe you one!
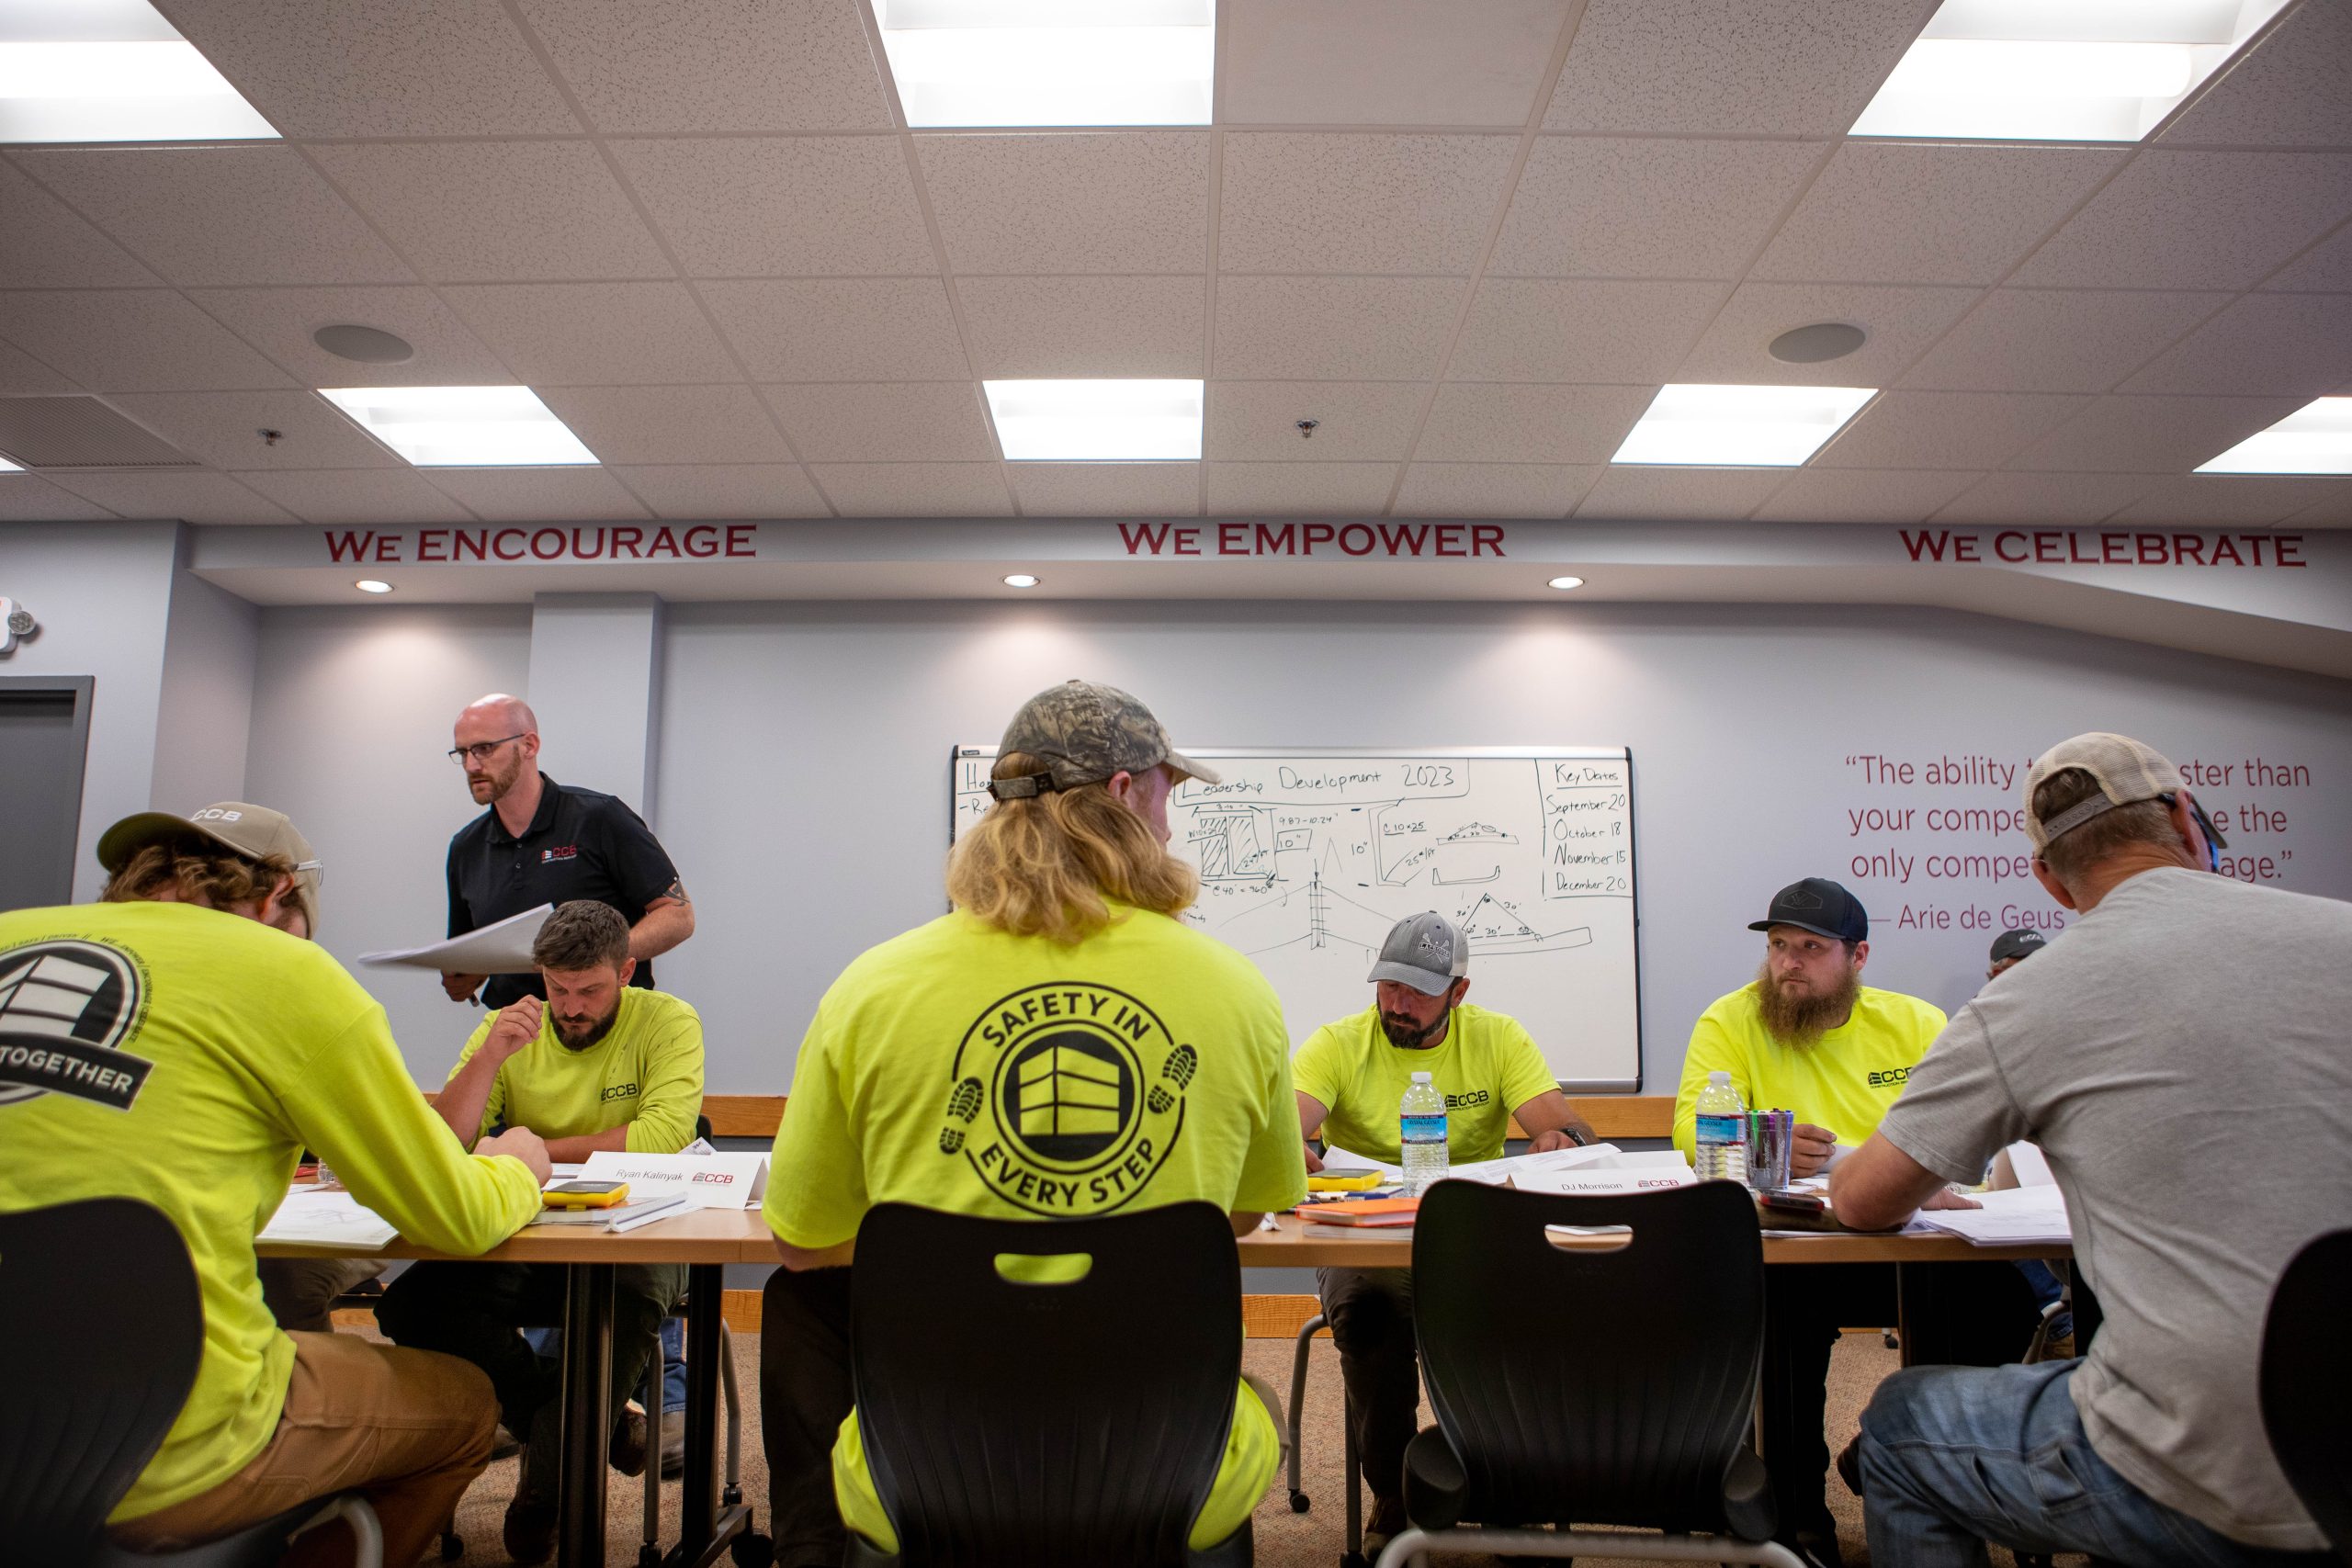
[0,678,92,911]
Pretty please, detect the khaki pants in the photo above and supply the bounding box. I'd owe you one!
[108,1330,497,1568]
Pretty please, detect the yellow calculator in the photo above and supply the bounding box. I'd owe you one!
[543,1179,630,1210]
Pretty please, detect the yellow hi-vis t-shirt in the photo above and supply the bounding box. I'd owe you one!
[763,903,1308,1553]
[0,901,544,1522]
[451,987,703,1152]
[1672,983,1949,1159]
[1292,1003,1560,1166]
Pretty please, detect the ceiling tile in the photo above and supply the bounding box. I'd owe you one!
[1932,471,2158,525]
[610,138,933,276]
[2264,221,2352,292]
[0,161,160,288]
[1451,277,1723,382]
[1753,143,2125,286]
[1393,462,1594,516]
[1542,0,1928,136]
[1816,390,2092,470]
[699,278,969,381]
[1899,288,2226,393]
[956,276,1204,379]
[2119,294,2352,399]
[1750,468,1980,524]
[1218,133,1519,274]
[0,291,293,392]
[2283,487,2352,526]
[1415,383,1654,464]
[608,464,830,520]
[1207,382,1426,461]
[45,470,298,525]
[2109,475,2352,528]
[11,147,410,288]
[0,472,117,521]
[1205,462,1396,514]
[537,385,792,466]
[760,382,997,463]
[1490,137,1825,280]
[2007,395,2305,473]
[811,463,1012,516]
[439,283,740,384]
[309,141,670,283]
[233,468,477,525]
[916,134,1210,275]
[2010,152,2352,291]
[1008,463,1204,517]
[107,390,398,470]
[423,467,651,522]
[162,0,580,137]
[1213,276,1466,380]
[2157,0,2352,149]
[1220,1,1570,126]
[1574,466,1788,519]
[189,286,514,388]
[0,339,77,395]
[1674,282,1977,387]
[515,0,891,133]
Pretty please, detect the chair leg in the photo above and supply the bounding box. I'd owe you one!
[641,1325,665,1566]
[1290,1312,1325,1513]
[1342,1386,1364,1568]
[289,1495,383,1568]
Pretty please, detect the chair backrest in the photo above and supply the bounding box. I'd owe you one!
[1412,1179,1766,1533]
[0,1197,204,1562]
[849,1201,1243,1568]
[2259,1227,2352,1563]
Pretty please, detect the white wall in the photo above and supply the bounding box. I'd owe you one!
[152,542,260,813]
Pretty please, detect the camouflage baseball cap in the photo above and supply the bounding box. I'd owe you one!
[989,679,1220,799]
[2021,732,2182,852]
[98,802,324,935]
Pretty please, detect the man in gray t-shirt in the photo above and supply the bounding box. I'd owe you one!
[1831,731,2351,1566]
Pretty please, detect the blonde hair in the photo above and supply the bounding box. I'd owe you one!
[102,840,297,913]
[946,751,1198,943]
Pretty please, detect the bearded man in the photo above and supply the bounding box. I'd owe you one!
[1677,879,2035,1568]
[378,899,704,1563]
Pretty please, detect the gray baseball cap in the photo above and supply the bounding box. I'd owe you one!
[1367,911,1469,997]
[989,679,1220,800]
[98,801,324,935]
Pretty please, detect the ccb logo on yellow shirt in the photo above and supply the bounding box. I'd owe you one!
[939,982,1192,1216]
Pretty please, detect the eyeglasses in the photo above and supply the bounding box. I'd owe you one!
[293,857,325,889]
[447,734,526,766]
[2157,792,2227,871]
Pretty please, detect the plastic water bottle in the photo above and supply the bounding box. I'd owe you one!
[1400,1071,1449,1197]
[1693,1070,1749,1186]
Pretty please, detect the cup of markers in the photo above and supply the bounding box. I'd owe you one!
[1747,1108,1795,1192]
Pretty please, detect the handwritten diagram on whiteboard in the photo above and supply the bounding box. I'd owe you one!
[952,748,1641,1089]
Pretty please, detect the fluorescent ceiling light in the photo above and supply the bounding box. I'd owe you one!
[1850,0,2290,141]
[0,453,20,471]
[985,378,1204,461]
[2196,397,2352,475]
[1611,385,1875,468]
[319,386,599,468]
[0,0,276,143]
[876,0,1213,128]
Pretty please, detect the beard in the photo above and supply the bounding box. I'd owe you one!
[469,752,524,803]
[1752,959,1860,1046]
[552,1005,620,1052]
[1381,1008,1448,1049]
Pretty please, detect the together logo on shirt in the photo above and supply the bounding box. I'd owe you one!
[940,982,1190,1216]
[0,938,153,1111]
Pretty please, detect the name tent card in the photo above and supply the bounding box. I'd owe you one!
[580,1149,769,1209]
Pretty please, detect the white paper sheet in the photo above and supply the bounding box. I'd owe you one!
[1915,1184,2071,1246]
[260,1189,398,1250]
[357,904,552,973]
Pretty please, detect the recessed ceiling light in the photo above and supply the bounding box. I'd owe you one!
[1850,0,2292,142]
[984,379,1204,461]
[318,386,598,467]
[313,324,415,365]
[2195,397,2352,476]
[354,580,393,595]
[875,0,1214,128]
[1769,322,1867,364]
[1547,575,1585,591]
[1002,573,1042,588]
[1611,385,1876,468]
[0,0,277,143]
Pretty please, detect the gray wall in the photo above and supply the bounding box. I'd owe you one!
[152,549,260,814]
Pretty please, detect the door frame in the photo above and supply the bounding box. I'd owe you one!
[0,675,95,906]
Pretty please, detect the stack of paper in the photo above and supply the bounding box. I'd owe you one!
[357,904,551,973]
[530,1193,689,1233]
[1916,1184,2072,1247]
[260,1190,398,1250]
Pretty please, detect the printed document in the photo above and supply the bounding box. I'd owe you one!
[358,904,551,973]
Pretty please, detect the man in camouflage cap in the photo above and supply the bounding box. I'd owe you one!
[986,678,1223,799]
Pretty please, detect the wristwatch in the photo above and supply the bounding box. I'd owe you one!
[1563,1127,1590,1148]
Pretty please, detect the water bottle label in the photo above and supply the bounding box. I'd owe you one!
[1400,1114,1448,1145]
[1696,1113,1745,1145]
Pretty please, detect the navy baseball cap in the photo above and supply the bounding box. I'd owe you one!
[1747,877,1869,942]
[1989,928,2048,964]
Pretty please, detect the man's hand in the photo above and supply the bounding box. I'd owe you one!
[1302,1140,1324,1174]
[441,971,486,1003]
[477,1126,552,1188]
[1526,1128,1577,1155]
[483,996,543,1058]
[1791,1122,1838,1179]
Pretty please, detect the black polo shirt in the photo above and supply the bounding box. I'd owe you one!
[446,773,681,1009]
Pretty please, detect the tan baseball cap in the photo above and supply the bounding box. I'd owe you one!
[2020,733,2183,853]
[97,802,324,934]
[989,679,1220,799]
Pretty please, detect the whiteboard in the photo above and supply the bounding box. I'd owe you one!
[952,748,1641,1090]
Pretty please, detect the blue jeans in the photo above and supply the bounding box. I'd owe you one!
[522,1317,688,1409]
[1859,1359,2318,1568]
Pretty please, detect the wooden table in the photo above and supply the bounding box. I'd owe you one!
[1245,1213,2072,1267]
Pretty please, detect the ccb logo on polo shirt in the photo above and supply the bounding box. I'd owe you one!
[939,982,1188,1216]
[0,939,153,1112]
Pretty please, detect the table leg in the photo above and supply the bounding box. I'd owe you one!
[560,1262,615,1568]
[681,1266,721,1551]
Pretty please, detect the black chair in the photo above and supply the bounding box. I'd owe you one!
[1380,1180,1804,1568]
[2259,1228,2352,1564]
[845,1201,1255,1568]
[0,1196,381,1568]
